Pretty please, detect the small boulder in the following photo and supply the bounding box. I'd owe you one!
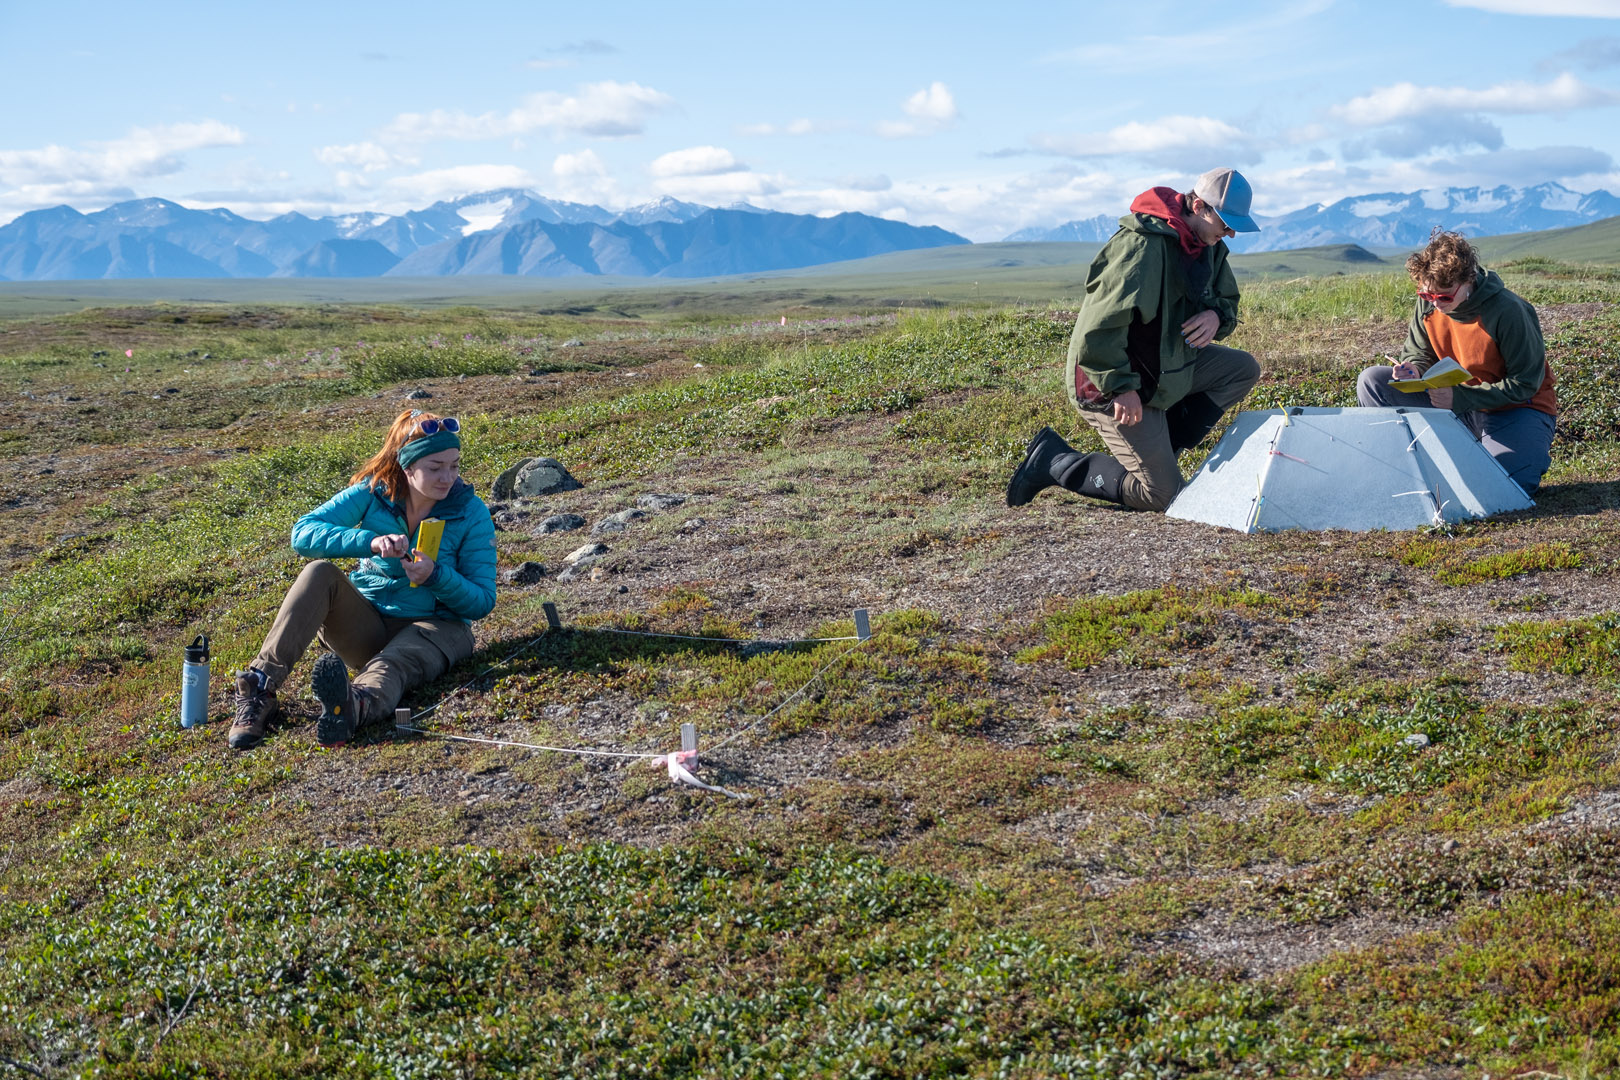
[557,556,599,582]
[514,458,582,498]
[501,561,547,586]
[591,508,649,536]
[564,542,609,566]
[636,493,689,512]
[534,513,586,535]
[492,460,530,501]
[492,457,583,501]
[404,388,432,400]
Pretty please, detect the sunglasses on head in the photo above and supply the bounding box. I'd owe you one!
[408,412,459,435]
[1417,288,1457,304]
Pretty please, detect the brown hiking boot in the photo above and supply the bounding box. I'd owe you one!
[228,670,278,750]
[313,653,376,747]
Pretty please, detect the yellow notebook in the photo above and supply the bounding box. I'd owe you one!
[410,518,444,587]
[1390,356,1471,392]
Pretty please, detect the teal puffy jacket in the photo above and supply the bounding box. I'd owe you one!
[290,478,498,622]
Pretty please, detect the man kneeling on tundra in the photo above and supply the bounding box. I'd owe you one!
[1008,167,1262,511]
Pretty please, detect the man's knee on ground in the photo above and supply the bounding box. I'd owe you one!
[1232,349,1261,391]
[1130,472,1184,513]
[1355,366,1390,407]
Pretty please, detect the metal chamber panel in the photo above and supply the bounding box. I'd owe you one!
[1166,407,1533,533]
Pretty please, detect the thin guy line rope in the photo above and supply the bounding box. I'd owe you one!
[706,635,874,754]
[594,628,860,644]
[394,726,659,759]
[396,616,876,771]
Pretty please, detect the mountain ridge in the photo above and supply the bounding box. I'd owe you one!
[0,191,965,281]
[1008,182,1620,254]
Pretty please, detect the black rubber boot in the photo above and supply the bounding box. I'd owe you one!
[1006,427,1088,507]
[1165,393,1227,453]
[1055,452,1129,504]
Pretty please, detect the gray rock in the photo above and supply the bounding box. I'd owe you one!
[1403,733,1430,748]
[564,542,609,566]
[562,338,584,347]
[680,517,708,532]
[404,388,432,400]
[501,561,547,586]
[591,508,649,536]
[535,513,586,535]
[636,493,689,512]
[514,458,583,499]
[557,557,600,582]
[491,460,531,501]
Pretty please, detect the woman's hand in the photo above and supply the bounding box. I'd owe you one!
[1180,310,1220,349]
[1427,387,1454,410]
[403,552,436,585]
[371,533,411,559]
[1390,360,1421,381]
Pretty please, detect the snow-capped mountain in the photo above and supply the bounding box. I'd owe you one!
[0,190,968,280]
[1006,182,1620,253]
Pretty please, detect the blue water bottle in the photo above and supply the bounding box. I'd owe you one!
[180,634,210,728]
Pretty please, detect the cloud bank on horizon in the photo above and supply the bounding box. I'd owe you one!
[1,0,1618,242]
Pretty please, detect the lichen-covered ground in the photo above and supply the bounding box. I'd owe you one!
[1,268,1617,1077]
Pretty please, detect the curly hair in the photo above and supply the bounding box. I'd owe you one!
[351,409,446,502]
[1406,229,1479,290]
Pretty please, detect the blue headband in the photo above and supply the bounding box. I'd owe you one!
[397,429,461,469]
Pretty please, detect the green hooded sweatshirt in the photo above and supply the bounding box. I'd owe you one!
[1395,267,1556,417]
[1065,212,1241,414]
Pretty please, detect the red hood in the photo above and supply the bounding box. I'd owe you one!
[1130,186,1206,257]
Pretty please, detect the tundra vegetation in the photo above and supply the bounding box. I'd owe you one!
[0,259,1618,1078]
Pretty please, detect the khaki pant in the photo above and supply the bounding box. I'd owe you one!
[253,560,475,714]
[1080,343,1261,511]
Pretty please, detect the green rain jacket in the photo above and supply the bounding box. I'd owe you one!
[1065,212,1241,413]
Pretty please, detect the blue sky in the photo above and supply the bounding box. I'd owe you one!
[2,0,1619,240]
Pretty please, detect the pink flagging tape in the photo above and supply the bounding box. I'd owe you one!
[652,748,749,800]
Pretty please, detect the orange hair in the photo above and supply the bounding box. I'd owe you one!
[352,409,444,502]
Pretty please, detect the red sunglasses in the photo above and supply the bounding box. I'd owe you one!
[1417,288,1457,304]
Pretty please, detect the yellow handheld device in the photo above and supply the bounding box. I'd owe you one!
[410,518,445,587]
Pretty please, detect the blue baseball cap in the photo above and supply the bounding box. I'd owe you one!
[1193,167,1261,232]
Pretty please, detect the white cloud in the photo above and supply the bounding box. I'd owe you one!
[651,169,783,203]
[650,146,745,178]
[1042,0,1335,67]
[1445,0,1620,14]
[878,82,958,138]
[0,121,244,187]
[904,82,958,122]
[385,164,542,203]
[315,141,414,173]
[549,150,621,205]
[737,118,816,136]
[838,174,892,192]
[1539,35,1620,70]
[1036,115,1248,157]
[553,150,607,179]
[1028,115,1263,169]
[380,81,675,143]
[1330,73,1620,126]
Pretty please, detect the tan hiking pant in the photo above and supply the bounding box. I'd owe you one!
[252,560,475,715]
[1080,343,1261,511]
